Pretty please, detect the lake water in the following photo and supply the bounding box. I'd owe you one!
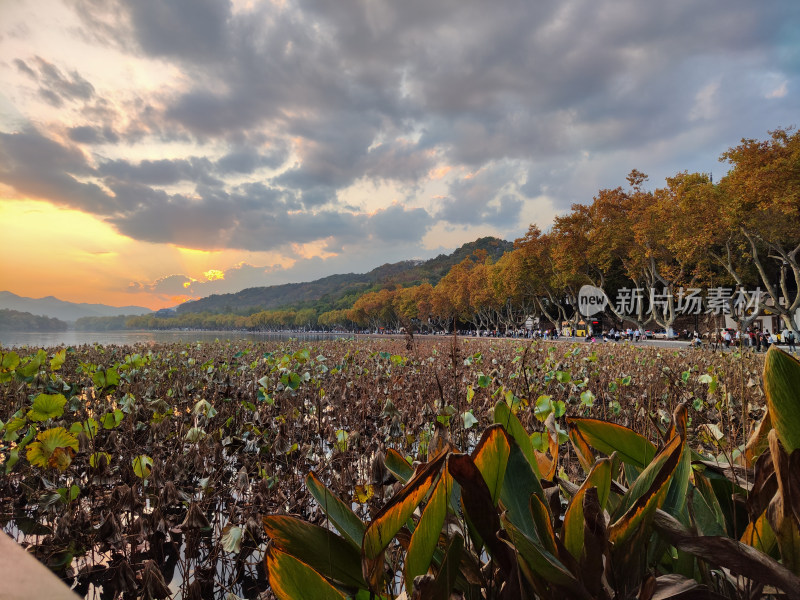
[0,330,355,348]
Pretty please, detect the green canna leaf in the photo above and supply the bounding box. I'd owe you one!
[567,416,656,469]
[265,546,348,600]
[472,424,510,506]
[500,435,547,541]
[763,347,800,452]
[384,448,414,483]
[404,469,451,596]
[362,449,447,560]
[609,433,683,546]
[306,471,365,550]
[561,457,612,561]
[264,515,366,589]
[494,400,543,479]
[502,515,592,600]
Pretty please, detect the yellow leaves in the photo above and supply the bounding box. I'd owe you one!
[26,427,78,471]
[353,484,374,504]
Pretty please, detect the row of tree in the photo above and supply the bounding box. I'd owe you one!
[123,128,799,337]
[325,128,800,337]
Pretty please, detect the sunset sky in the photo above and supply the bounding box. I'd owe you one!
[1,0,798,310]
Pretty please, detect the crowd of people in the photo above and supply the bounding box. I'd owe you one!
[710,327,797,353]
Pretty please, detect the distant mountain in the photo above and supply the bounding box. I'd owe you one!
[178,236,513,315]
[0,291,151,322]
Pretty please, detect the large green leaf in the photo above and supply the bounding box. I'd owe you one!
[1,350,20,371]
[499,435,547,541]
[502,515,592,600]
[362,449,447,560]
[384,448,415,483]
[264,515,366,589]
[567,417,656,469]
[448,453,517,580]
[265,547,348,600]
[763,347,800,452]
[691,471,728,538]
[17,350,45,378]
[472,424,510,506]
[609,432,683,546]
[662,405,692,520]
[28,393,67,422]
[92,367,120,391]
[494,400,543,478]
[49,349,66,371]
[306,471,366,550]
[561,457,612,561]
[422,533,464,600]
[405,469,451,596]
[26,427,78,470]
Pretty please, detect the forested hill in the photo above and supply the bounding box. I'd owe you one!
[0,308,68,332]
[177,237,512,315]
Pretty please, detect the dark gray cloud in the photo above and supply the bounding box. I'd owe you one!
[15,57,95,107]
[99,157,221,187]
[436,163,525,227]
[67,125,119,144]
[217,144,288,173]
[0,129,114,213]
[119,0,232,60]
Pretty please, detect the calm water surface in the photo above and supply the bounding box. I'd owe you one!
[0,330,353,348]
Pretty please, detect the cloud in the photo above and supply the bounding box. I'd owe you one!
[113,0,232,61]
[14,57,95,107]
[216,144,289,173]
[67,125,119,144]
[0,129,114,213]
[2,0,799,304]
[435,163,526,227]
[129,274,195,295]
[99,157,221,186]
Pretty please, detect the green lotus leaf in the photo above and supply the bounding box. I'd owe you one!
[28,393,67,422]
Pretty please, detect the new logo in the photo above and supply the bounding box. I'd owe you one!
[578,285,608,317]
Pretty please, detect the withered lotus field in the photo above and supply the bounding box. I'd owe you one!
[0,337,780,599]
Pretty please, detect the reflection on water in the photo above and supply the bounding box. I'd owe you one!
[0,330,354,348]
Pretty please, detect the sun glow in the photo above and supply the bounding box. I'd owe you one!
[204,269,225,281]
